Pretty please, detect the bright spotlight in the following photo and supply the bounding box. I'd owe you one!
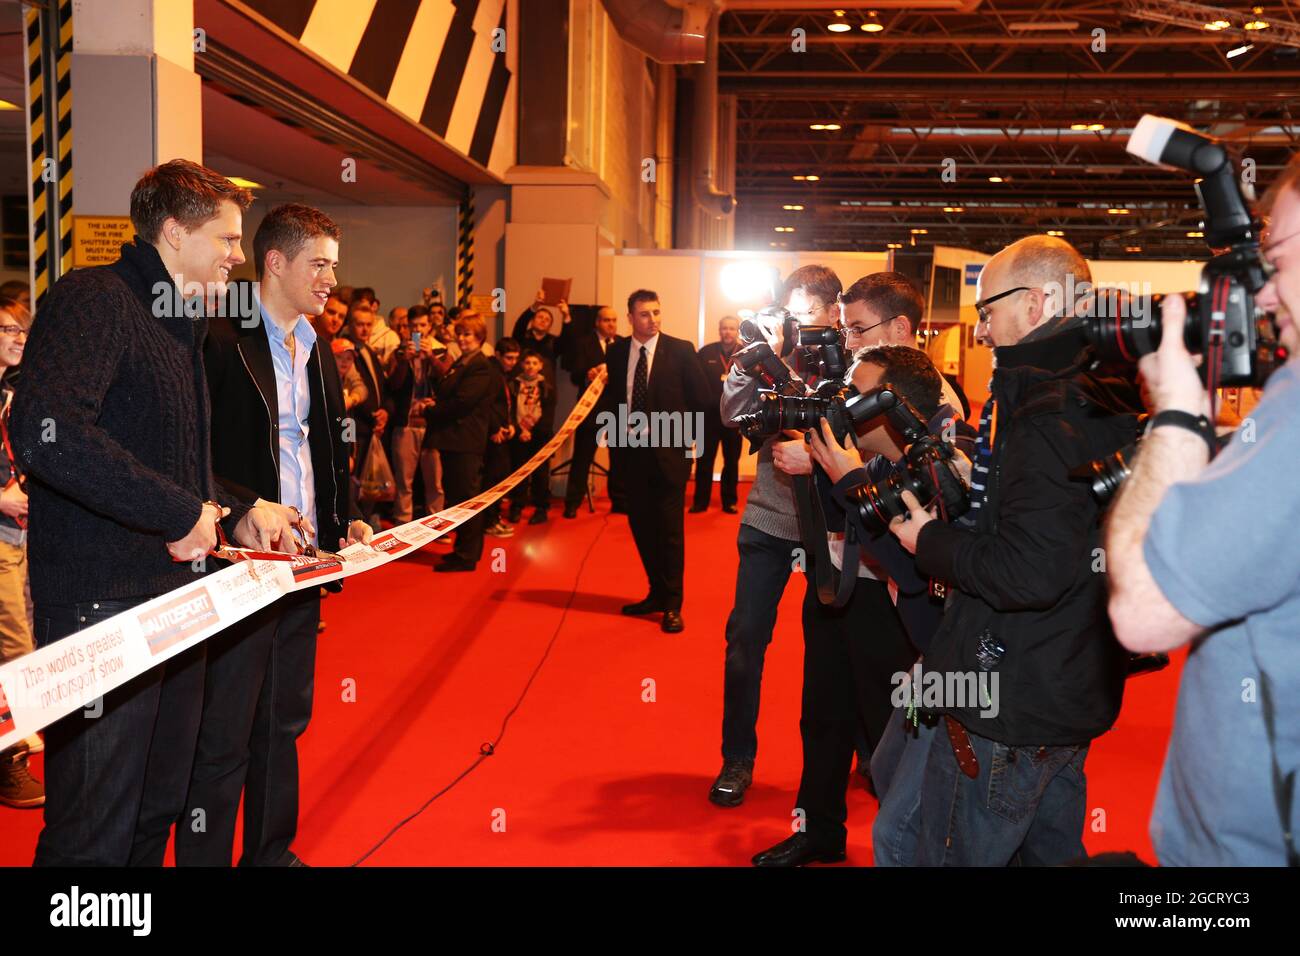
[720,261,779,304]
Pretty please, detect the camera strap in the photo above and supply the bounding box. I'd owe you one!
[792,471,859,609]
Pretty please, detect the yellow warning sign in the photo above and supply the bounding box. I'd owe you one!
[72,216,134,269]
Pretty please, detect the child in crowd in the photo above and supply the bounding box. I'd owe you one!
[506,350,557,525]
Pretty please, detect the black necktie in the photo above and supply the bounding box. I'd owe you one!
[632,345,648,414]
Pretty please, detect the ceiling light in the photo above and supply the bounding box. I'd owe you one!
[1245,8,1269,30]
[1125,245,1142,253]
[861,11,884,33]
[1228,43,1254,58]
[0,100,19,111]
[828,9,851,32]
[1187,230,1204,237]
[1107,208,1130,215]
[910,228,928,234]
[809,123,841,131]
[1047,230,1065,237]
[1088,123,1105,131]
[988,176,1004,183]
[1070,123,1089,130]
[774,226,795,233]
[1204,19,1230,31]
[943,206,964,213]
[887,242,903,249]
[782,204,804,211]
[227,177,263,189]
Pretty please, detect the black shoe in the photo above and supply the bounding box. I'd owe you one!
[622,596,667,616]
[722,504,738,514]
[434,556,476,573]
[528,510,549,525]
[688,504,707,513]
[506,507,523,523]
[708,758,754,807]
[563,506,578,519]
[660,610,684,633]
[752,833,846,868]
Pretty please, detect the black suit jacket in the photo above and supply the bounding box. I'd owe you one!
[348,340,384,425]
[423,350,494,454]
[203,308,356,555]
[568,331,621,390]
[601,332,713,482]
[696,341,737,408]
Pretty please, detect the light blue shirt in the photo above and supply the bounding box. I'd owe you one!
[261,304,317,546]
[1144,360,1300,866]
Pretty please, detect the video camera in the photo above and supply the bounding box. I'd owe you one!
[1081,115,1284,390]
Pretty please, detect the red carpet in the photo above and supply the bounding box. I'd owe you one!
[1,486,1182,865]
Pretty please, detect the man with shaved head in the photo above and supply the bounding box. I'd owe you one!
[871,234,1142,866]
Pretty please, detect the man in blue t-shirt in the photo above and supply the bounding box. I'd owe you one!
[1106,158,1300,866]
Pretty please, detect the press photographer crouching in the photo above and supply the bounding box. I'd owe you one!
[874,235,1142,866]
[1106,152,1300,866]
[750,344,974,866]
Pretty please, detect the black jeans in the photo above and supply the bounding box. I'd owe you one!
[33,597,206,866]
[176,589,320,866]
[439,449,485,565]
[482,440,513,526]
[721,524,800,762]
[692,414,742,509]
[795,569,918,848]
[622,448,688,610]
[509,432,552,513]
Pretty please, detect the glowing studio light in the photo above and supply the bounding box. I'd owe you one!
[1204,19,1230,31]
[988,176,1004,183]
[721,261,779,302]
[1187,230,1205,237]
[829,9,852,32]
[1047,230,1065,237]
[1108,207,1130,215]
[861,11,884,33]
[782,204,805,211]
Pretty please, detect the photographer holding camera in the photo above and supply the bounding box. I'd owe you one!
[749,344,972,866]
[875,235,1141,866]
[1106,158,1300,866]
[709,265,840,807]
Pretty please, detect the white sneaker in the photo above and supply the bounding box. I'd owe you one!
[24,734,43,754]
[485,520,515,538]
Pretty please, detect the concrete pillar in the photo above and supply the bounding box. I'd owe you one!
[70,0,201,216]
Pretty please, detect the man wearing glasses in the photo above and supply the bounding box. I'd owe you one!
[880,234,1140,865]
[1106,159,1300,865]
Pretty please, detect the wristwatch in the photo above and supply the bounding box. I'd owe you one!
[1146,409,1217,458]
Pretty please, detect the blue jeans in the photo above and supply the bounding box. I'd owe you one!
[876,713,1090,866]
[871,707,939,866]
[721,524,800,762]
[33,598,206,866]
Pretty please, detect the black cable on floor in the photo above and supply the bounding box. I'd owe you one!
[350,513,611,866]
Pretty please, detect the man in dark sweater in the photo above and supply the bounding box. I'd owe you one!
[11,159,291,865]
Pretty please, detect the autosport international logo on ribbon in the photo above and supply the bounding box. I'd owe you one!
[137,588,220,656]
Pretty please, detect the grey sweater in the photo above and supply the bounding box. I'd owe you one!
[720,365,801,542]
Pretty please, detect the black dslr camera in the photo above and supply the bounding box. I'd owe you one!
[1081,115,1284,390]
[731,381,878,445]
[836,387,971,536]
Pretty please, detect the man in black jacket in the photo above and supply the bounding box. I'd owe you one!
[604,290,713,633]
[562,306,625,517]
[690,315,742,513]
[12,159,290,866]
[426,313,494,572]
[883,235,1140,866]
[178,204,372,867]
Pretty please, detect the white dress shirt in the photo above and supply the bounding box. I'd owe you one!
[624,332,660,409]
